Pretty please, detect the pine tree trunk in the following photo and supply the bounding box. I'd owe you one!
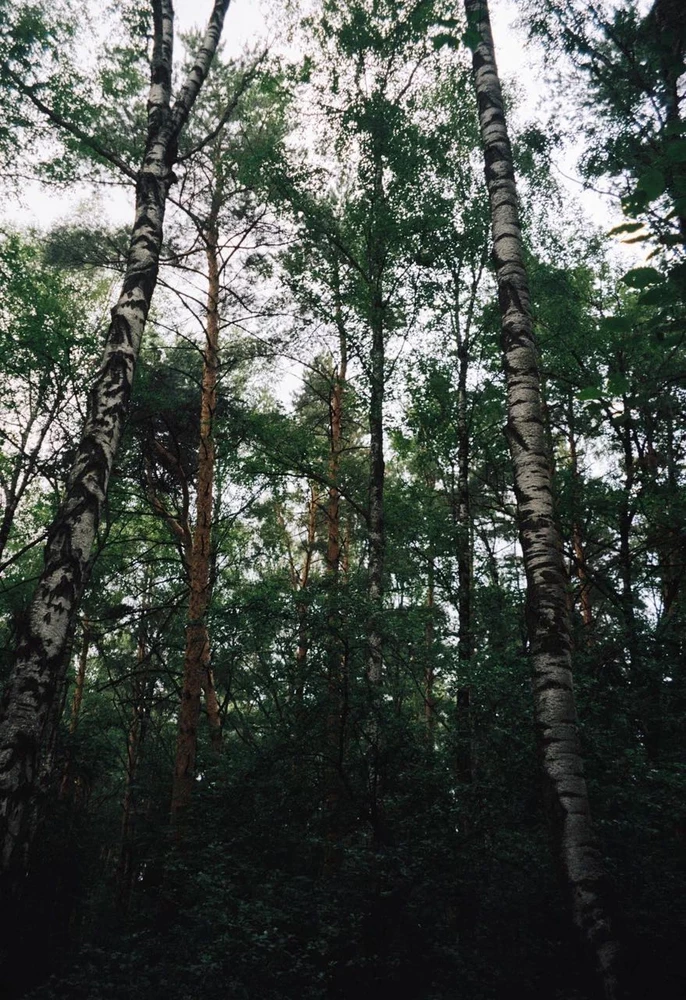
[464,1,622,994]
[0,0,231,879]
[171,222,222,822]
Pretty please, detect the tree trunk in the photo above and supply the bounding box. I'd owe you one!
[618,402,639,671]
[651,0,686,242]
[464,2,622,995]
[425,555,436,736]
[0,0,231,880]
[367,305,385,686]
[171,220,222,822]
[567,397,593,629]
[324,309,348,868]
[58,617,90,800]
[294,482,319,705]
[117,629,153,912]
[454,272,473,668]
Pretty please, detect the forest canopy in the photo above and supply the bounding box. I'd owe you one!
[0,1,684,999]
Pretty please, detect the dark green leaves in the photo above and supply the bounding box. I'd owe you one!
[621,267,662,289]
[462,26,482,51]
[636,168,666,202]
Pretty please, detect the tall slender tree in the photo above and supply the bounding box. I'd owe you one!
[463,0,622,995]
[0,0,232,883]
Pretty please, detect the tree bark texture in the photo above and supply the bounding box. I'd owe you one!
[464,1,622,995]
[0,0,231,880]
[171,221,223,822]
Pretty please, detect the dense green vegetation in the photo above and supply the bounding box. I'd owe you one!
[0,1,684,998]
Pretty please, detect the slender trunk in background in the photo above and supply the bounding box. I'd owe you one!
[454,283,473,781]
[464,2,622,995]
[171,219,222,822]
[366,302,386,848]
[567,398,593,629]
[367,303,385,686]
[324,304,348,866]
[657,406,683,621]
[294,483,319,705]
[58,618,90,800]
[424,553,436,737]
[454,272,473,669]
[117,629,153,912]
[651,0,686,242]
[618,405,639,669]
[0,0,231,881]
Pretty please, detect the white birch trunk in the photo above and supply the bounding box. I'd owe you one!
[0,0,231,881]
[464,1,622,996]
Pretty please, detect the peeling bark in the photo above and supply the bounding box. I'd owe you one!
[0,0,232,880]
[464,2,622,995]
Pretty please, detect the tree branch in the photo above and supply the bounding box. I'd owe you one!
[177,50,269,164]
[5,69,138,181]
[170,0,233,139]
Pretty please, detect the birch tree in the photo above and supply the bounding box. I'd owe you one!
[0,0,233,883]
[463,0,623,995]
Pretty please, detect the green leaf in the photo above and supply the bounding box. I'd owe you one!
[666,141,686,164]
[600,315,633,332]
[621,267,663,289]
[607,374,630,396]
[637,286,664,306]
[578,387,604,401]
[462,27,481,50]
[432,33,459,50]
[636,168,666,201]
